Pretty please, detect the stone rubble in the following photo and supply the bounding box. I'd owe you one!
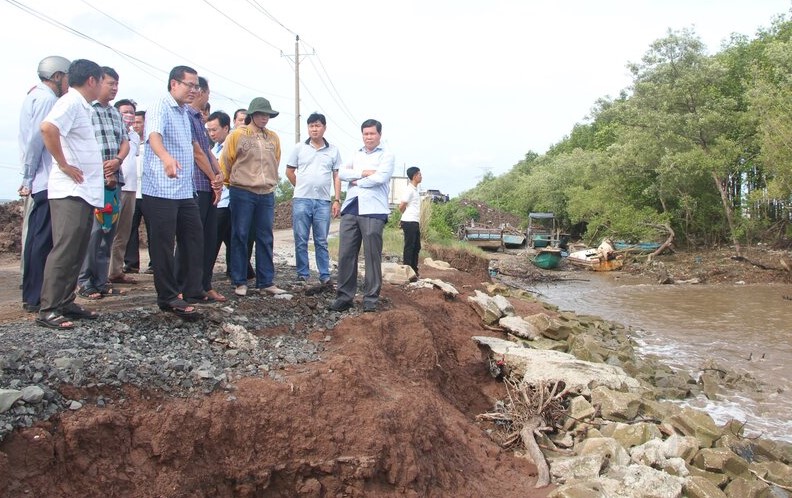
[471,288,792,498]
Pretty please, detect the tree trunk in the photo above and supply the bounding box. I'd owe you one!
[712,170,741,257]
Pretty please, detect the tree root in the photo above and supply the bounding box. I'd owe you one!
[521,418,550,488]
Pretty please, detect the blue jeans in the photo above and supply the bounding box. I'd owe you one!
[292,197,332,281]
[229,187,275,288]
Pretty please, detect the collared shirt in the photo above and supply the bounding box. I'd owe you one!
[286,137,341,200]
[142,92,195,200]
[92,102,128,184]
[19,83,58,194]
[187,105,217,192]
[120,129,140,193]
[338,144,394,216]
[43,89,104,208]
[400,183,421,222]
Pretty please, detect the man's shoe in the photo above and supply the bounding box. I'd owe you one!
[328,298,352,312]
[123,266,139,274]
[320,277,335,286]
[234,285,248,296]
[22,303,40,313]
[143,267,154,274]
[362,301,378,313]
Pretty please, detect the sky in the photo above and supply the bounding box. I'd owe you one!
[2,0,791,201]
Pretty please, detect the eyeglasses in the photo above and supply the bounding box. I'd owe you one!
[176,80,201,91]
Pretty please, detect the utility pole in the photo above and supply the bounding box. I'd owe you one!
[294,35,300,143]
[282,35,314,143]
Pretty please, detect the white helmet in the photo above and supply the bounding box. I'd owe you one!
[37,56,71,80]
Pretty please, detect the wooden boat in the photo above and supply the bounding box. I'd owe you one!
[532,248,562,269]
[527,212,557,248]
[613,241,661,253]
[460,226,503,250]
[502,230,526,248]
[566,248,623,271]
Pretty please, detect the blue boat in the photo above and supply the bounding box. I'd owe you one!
[613,241,662,253]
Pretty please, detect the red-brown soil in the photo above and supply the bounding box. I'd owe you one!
[0,260,553,497]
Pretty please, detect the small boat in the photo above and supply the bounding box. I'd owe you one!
[460,226,503,250]
[566,239,622,271]
[613,241,662,253]
[527,212,557,248]
[532,248,562,269]
[567,249,623,271]
[502,229,526,248]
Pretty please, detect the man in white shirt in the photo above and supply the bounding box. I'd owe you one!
[37,59,104,329]
[399,166,422,278]
[108,99,140,284]
[329,119,394,313]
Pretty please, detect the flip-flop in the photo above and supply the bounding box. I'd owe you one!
[78,287,103,300]
[60,303,99,320]
[184,294,215,304]
[36,313,75,330]
[158,299,199,321]
[101,287,127,296]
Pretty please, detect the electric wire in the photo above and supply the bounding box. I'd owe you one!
[77,0,285,102]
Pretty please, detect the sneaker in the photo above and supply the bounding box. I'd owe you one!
[328,298,353,312]
[296,275,312,284]
[234,285,248,296]
[320,277,335,286]
[362,301,377,313]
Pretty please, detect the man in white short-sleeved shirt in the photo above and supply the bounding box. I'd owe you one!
[37,59,104,329]
[399,166,422,277]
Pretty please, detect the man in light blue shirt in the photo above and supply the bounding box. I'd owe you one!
[329,119,394,313]
[141,65,204,319]
[18,55,70,313]
[286,112,342,285]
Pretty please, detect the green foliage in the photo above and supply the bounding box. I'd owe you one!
[425,199,478,241]
[461,15,792,248]
[275,178,294,204]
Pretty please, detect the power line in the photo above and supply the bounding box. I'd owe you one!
[77,0,285,101]
[245,0,298,38]
[198,0,282,52]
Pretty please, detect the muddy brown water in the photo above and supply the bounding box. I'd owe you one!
[530,273,792,443]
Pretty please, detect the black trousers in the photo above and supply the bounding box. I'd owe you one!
[401,221,421,274]
[124,199,151,271]
[176,191,216,292]
[142,195,203,306]
[22,190,53,306]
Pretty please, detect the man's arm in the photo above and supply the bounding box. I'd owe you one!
[148,132,180,178]
[331,170,342,217]
[285,166,297,186]
[356,150,395,188]
[40,121,84,184]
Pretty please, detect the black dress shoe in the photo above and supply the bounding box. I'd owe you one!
[123,266,140,274]
[328,298,353,312]
[362,301,377,313]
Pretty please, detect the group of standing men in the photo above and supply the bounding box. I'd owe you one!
[20,55,419,329]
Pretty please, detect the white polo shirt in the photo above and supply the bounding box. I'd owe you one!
[400,183,421,222]
[44,89,104,208]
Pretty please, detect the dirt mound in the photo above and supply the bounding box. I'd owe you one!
[0,201,23,254]
[0,259,552,497]
[274,200,292,230]
[459,199,523,229]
